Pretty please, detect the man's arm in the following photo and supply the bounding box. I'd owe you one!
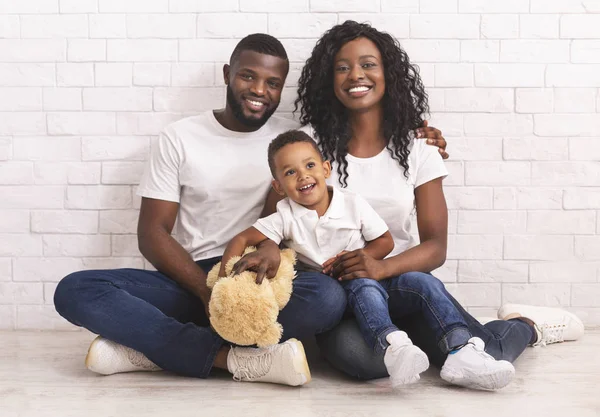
[137,197,211,306]
[219,227,270,279]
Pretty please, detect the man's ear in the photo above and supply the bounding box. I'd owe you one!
[223,64,230,85]
[271,179,286,196]
[322,160,332,179]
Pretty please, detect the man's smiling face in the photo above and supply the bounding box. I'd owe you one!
[224,50,289,128]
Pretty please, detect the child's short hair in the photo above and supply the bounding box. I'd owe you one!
[267,130,323,177]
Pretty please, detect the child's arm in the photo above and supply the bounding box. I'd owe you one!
[219,227,271,278]
[362,231,394,260]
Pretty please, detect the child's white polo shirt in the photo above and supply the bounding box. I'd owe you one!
[253,187,389,270]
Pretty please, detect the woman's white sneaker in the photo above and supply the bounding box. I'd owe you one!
[227,338,311,386]
[383,331,429,387]
[440,337,515,391]
[85,336,161,375]
[498,304,584,346]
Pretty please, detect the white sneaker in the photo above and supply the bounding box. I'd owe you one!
[497,304,585,346]
[85,336,161,375]
[227,338,310,386]
[440,337,515,391]
[383,331,429,387]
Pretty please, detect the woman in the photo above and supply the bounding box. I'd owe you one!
[287,20,585,389]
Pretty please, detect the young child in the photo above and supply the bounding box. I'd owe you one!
[220,130,430,386]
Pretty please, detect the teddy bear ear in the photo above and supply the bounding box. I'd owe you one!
[206,263,221,288]
[256,322,283,348]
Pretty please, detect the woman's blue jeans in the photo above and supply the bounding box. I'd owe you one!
[54,258,347,378]
[319,271,533,380]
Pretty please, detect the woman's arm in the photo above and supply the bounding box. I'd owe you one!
[325,178,447,281]
[379,177,447,277]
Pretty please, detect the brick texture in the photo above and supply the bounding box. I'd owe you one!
[0,1,598,329]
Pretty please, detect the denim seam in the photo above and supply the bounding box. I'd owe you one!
[346,285,394,353]
[71,280,194,296]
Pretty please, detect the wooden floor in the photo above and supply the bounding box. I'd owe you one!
[1,330,599,417]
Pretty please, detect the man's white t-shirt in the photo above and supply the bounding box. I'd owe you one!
[326,138,448,257]
[253,187,389,269]
[137,110,298,261]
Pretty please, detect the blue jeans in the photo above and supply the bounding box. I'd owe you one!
[318,271,534,380]
[54,258,347,378]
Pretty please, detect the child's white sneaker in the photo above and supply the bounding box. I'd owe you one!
[85,336,161,375]
[498,303,584,346]
[440,337,514,390]
[383,331,429,387]
[227,338,310,386]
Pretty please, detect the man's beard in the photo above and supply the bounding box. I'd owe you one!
[226,85,278,129]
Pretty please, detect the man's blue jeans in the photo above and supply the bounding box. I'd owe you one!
[341,272,472,355]
[54,257,347,378]
[319,271,534,380]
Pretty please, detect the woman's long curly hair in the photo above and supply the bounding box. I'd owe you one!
[295,20,429,187]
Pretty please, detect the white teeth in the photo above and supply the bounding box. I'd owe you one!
[299,184,314,190]
[246,99,265,107]
[349,86,370,93]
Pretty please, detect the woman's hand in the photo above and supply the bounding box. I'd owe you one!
[415,120,449,160]
[323,249,388,281]
[231,239,281,284]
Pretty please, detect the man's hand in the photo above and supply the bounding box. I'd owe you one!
[231,240,281,284]
[324,249,388,282]
[414,120,449,160]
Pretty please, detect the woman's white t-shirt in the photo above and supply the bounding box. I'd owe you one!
[326,138,448,257]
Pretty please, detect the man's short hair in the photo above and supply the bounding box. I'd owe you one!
[230,33,288,65]
[268,130,323,177]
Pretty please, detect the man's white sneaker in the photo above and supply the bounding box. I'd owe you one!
[227,338,310,386]
[383,331,429,387]
[497,304,585,346]
[440,337,515,391]
[85,336,161,375]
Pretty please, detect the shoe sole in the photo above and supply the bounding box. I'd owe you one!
[287,338,311,386]
[440,366,515,391]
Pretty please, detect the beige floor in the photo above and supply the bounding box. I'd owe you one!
[1,331,599,417]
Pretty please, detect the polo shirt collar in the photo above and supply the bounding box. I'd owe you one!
[288,186,344,219]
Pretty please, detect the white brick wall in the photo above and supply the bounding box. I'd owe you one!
[0,1,599,330]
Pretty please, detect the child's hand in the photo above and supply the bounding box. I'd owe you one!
[322,251,348,275]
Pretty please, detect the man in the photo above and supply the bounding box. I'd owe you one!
[54,34,448,386]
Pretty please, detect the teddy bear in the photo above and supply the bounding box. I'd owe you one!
[206,247,297,348]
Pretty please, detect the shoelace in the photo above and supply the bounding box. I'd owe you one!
[126,348,158,370]
[231,351,272,382]
[536,323,566,346]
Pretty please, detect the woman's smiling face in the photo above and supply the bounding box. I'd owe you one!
[333,37,386,112]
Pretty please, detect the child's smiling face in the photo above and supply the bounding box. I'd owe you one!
[271,141,331,211]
